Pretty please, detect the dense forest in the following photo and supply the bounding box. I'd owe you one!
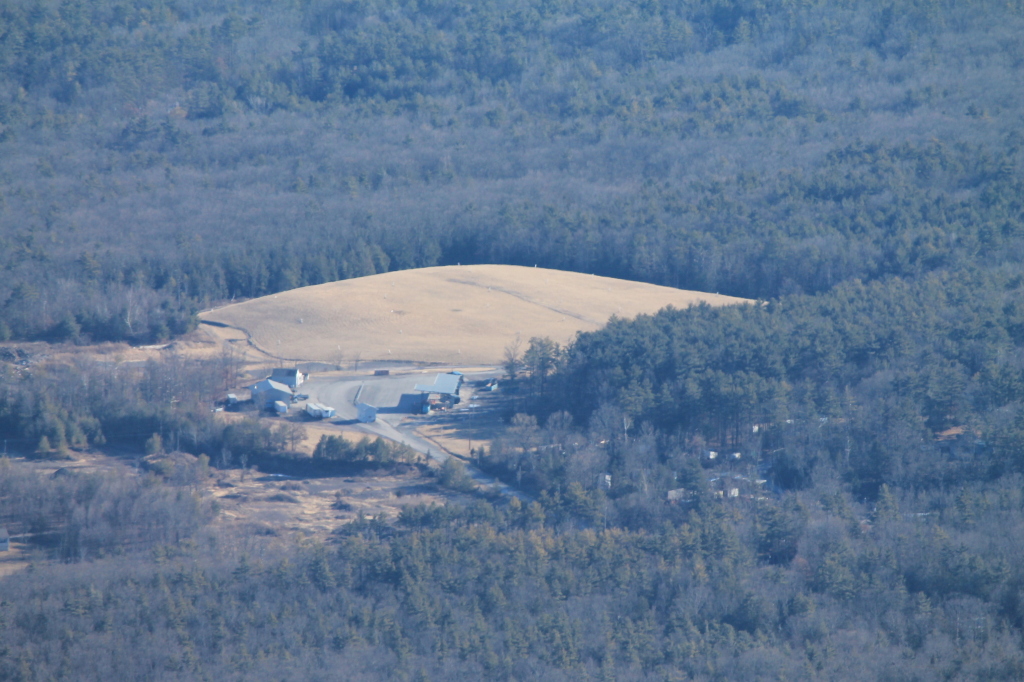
[0,0,1021,341]
[4,0,1024,679]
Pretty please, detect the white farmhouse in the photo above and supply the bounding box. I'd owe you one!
[271,368,305,388]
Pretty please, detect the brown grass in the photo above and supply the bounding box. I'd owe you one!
[210,466,453,538]
[201,265,750,365]
[0,544,30,578]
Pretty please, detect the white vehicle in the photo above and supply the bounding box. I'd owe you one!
[305,403,336,419]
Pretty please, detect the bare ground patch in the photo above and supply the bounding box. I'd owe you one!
[209,466,453,540]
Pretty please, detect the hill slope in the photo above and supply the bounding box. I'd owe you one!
[201,265,749,365]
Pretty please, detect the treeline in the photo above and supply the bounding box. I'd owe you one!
[249,435,419,477]
[0,351,231,456]
[4,487,1024,680]
[313,434,415,465]
[0,0,1021,341]
[484,266,1024,514]
[0,350,313,469]
[0,462,214,562]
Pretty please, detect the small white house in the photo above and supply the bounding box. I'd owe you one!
[666,488,689,502]
[271,368,304,388]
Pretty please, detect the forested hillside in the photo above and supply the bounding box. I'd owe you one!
[4,1,1024,680]
[0,0,1021,340]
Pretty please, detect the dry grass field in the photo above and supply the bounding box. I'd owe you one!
[201,265,750,365]
[210,467,452,539]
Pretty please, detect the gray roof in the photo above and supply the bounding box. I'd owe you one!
[252,379,292,393]
[0,527,8,539]
[414,373,462,395]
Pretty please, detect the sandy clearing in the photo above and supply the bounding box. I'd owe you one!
[210,466,454,537]
[201,265,751,365]
[0,544,30,579]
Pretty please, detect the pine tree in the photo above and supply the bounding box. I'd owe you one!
[145,433,163,455]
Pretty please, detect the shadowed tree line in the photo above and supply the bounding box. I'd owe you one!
[4,485,1024,680]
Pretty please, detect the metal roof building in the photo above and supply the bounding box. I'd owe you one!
[251,379,293,408]
[414,373,462,396]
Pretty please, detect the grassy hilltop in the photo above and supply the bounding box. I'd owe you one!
[202,264,749,364]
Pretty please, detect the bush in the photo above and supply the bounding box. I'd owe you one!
[438,457,475,492]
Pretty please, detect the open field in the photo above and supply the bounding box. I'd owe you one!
[209,466,454,537]
[0,543,30,578]
[201,265,751,365]
[0,450,455,553]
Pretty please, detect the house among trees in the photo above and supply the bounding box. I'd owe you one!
[271,368,304,388]
[251,378,293,409]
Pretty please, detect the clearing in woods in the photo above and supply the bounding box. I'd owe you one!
[201,265,751,365]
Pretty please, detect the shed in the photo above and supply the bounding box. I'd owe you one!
[414,373,462,397]
[273,400,289,414]
[251,379,293,408]
[0,526,9,552]
[271,368,304,388]
[357,402,378,423]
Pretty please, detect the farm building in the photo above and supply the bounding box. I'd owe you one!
[414,373,462,400]
[0,526,8,552]
[305,403,336,419]
[421,393,448,414]
[271,368,304,388]
[273,400,289,414]
[251,378,293,408]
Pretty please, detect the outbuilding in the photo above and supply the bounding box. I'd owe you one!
[414,373,462,401]
[252,379,293,409]
[357,402,378,423]
[271,368,305,388]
